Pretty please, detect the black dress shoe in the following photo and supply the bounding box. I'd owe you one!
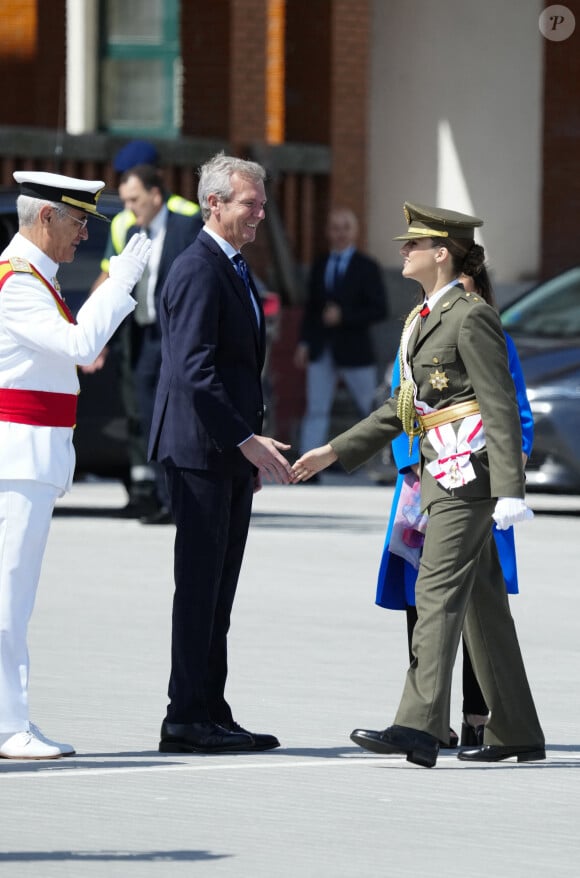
[460,720,485,747]
[159,720,252,753]
[140,506,173,525]
[119,497,159,519]
[350,724,439,768]
[220,720,280,752]
[457,744,546,763]
[439,727,459,749]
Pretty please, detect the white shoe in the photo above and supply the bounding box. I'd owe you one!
[29,723,76,757]
[0,730,63,760]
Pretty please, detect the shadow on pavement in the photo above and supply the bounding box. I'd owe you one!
[53,506,135,519]
[0,849,230,863]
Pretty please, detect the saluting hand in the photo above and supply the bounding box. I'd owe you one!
[109,232,152,290]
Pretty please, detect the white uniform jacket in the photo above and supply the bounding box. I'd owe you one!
[0,234,136,494]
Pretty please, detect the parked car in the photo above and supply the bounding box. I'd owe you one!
[501,267,580,492]
[0,186,131,483]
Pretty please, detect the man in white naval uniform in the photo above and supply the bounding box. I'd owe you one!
[0,171,151,760]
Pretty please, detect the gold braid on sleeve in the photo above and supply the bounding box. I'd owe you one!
[396,304,423,448]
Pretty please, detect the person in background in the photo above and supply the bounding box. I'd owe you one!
[0,171,150,760]
[293,202,544,768]
[149,153,295,755]
[377,265,534,748]
[294,208,387,479]
[84,140,202,521]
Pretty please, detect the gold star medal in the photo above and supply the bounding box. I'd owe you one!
[429,368,449,391]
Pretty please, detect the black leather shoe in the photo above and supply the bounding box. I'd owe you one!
[460,719,486,747]
[439,727,459,749]
[140,506,173,525]
[159,720,252,753]
[119,497,159,519]
[221,720,280,751]
[457,744,545,763]
[350,724,439,768]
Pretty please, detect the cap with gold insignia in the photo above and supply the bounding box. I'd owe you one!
[13,171,110,222]
[393,202,483,241]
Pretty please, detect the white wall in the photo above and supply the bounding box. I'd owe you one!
[368,0,543,283]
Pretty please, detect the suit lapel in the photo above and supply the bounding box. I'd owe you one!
[199,232,264,354]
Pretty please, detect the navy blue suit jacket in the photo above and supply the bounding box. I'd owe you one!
[299,250,387,367]
[148,229,266,473]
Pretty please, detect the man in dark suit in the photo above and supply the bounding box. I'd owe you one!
[121,164,203,523]
[294,208,387,459]
[149,153,295,754]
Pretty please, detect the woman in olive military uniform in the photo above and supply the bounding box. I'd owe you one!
[293,203,545,768]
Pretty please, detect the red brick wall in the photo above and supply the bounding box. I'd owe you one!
[285,0,331,143]
[181,1,231,138]
[182,0,269,147]
[0,0,66,127]
[541,5,580,278]
[229,0,268,147]
[329,0,370,245]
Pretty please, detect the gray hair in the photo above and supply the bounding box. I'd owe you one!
[17,194,66,228]
[197,153,266,221]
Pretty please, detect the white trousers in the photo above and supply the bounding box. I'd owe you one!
[0,480,58,733]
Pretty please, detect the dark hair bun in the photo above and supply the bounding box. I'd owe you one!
[462,243,486,277]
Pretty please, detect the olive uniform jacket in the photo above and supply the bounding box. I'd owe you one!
[331,285,525,511]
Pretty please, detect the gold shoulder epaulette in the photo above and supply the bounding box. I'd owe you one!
[9,257,33,273]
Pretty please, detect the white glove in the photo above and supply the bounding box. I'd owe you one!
[108,232,152,290]
[492,497,534,530]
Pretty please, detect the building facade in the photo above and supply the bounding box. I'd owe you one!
[0,0,578,439]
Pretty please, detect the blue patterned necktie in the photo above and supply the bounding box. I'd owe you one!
[232,253,259,324]
[326,252,342,293]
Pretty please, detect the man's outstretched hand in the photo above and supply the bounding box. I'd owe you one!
[240,435,296,484]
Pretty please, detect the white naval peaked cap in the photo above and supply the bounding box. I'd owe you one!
[13,170,110,222]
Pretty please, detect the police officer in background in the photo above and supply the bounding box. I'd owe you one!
[84,140,202,522]
[0,171,150,759]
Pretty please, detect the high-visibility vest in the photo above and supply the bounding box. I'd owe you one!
[100,195,201,273]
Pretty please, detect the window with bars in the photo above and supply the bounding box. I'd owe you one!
[99,0,181,136]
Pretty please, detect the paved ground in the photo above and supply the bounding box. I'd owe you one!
[0,475,579,877]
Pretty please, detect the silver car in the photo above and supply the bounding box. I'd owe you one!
[501,267,580,492]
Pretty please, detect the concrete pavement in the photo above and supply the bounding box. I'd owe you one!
[0,476,578,877]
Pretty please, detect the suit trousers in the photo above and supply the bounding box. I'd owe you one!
[132,323,168,507]
[394,495,544,746]
[405,605,489,716]
[0,479,59,732]
[164,464,254,724]
[300,348,377,453]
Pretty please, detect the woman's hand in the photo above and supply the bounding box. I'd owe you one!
[292,444,338,482]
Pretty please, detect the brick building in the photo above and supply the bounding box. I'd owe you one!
[0,0,578,441]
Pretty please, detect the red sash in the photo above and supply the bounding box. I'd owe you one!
[0,388,77,427]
